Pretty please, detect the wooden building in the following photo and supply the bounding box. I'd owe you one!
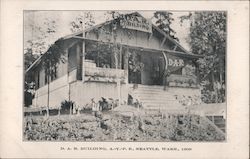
[26,12,203,110]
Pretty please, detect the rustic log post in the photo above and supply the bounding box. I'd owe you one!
[117,78,121,107]
[76,43,82,80]
[119,45,122,69]
[70,103,73,115]
[46,73,50,117]
[82,38,86,82]
[58,107,60,116]
[124,48,129,84]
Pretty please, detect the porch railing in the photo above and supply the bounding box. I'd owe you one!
[85,66,126,82]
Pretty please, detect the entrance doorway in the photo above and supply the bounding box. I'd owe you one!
[128,51,165,85]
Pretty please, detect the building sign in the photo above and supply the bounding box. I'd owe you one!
[120,15,152,33]
[163,53,186,73]
[168,58,185,67]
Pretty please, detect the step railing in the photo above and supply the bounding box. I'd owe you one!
[201,116,226,137]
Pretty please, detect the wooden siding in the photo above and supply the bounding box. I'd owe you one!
[39,68,45,88]
[85,25,173,53]
[57,54,68,78]
[34,56,68,89]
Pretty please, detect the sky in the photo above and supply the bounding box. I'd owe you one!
[24,11,191,53]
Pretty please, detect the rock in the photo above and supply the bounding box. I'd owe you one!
[155,120,161,126]
[100,121,108,130]
[144,119,152,125]
[62,123,71,130]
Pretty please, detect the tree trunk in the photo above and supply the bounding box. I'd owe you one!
[47,74,50,116]
[211,70,218,103]
[124,48,129,84]
[68,82,71,115]
[119,45,122,69]
[219,57,224,86]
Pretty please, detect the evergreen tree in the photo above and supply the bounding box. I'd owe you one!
[70,12,95,33]
[180,12,226,103]
[153,11,179,41]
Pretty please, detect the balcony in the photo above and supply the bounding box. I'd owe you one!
[84,60,126,83]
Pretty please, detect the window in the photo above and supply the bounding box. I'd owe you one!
[45,69,48,85]
[51,65,57,81]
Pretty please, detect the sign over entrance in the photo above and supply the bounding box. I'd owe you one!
[120,14,152,33]
[163,53,186,73]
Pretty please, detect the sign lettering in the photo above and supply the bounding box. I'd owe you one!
[163,53,186,73]
[120,15,152,33]
[168,59,185,67]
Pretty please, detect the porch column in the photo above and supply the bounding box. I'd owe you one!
[194,61,200,85]
[116,44,122,107]
[117,78,121,107]
[82,34,86,82]
[124,47,129,84]
[162,52,169,89]
[76,43,82,80]
[66,49,71,102]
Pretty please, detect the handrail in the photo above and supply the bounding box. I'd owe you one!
[85,66,126,78]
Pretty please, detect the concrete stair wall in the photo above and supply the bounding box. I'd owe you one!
[129,85,183,110]
[207,116,226,133]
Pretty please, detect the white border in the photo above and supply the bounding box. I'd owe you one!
[0,1,249,158]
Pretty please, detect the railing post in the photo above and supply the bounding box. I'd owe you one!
[58,107,60,116]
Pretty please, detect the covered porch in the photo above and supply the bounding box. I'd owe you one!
[67,39,200,89]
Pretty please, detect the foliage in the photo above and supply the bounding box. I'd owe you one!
[24,17,59,89]
[24,91,33,107]
[24,49,39,107]
[180,12,226,103]
[70,12,95,33]
[60,100,74,113]
[41,42,65,80]
[24,49,40,70]
[86,42,118,68]
[153,11,179,41]
[201,87,225,103]
[24,113,225,141]
[25,18,58,55]
[25,17,65,110]
[128,51,144,72]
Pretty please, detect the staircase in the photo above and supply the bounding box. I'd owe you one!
[129,85,184,111]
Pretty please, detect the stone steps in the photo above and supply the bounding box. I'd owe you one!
[130,85,182,110]
[133,95,176,101]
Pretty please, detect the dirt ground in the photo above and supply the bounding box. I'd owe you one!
[24,106,225,141]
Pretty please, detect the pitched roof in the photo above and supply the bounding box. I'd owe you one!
[26,11,201,73]
[62,12,192,54]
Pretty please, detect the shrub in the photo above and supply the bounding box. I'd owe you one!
[60,100,74,114]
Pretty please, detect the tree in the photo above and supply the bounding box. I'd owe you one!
[41,42,65,115]
[70,12,95,33]
[153,11,179,41]
[24,47,40,107]
[25,16,59,55]
[180,12,226,103]
[24,47,40,70]
[24,16,62,113]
